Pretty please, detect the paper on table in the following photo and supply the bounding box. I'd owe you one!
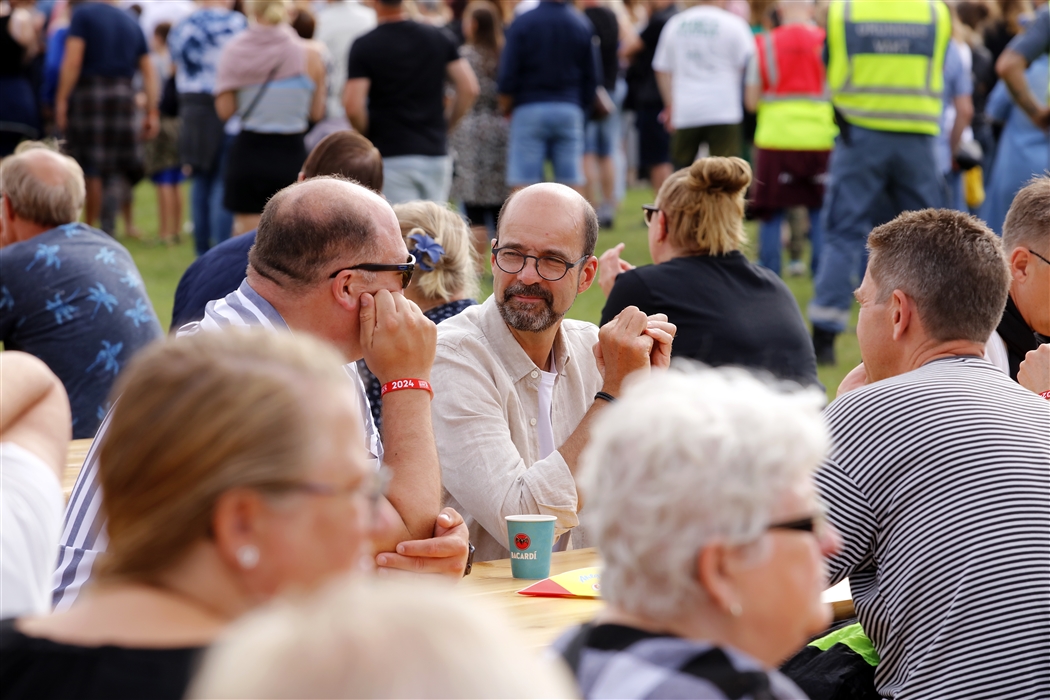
[822,578,852,604]
[518,567,601,599]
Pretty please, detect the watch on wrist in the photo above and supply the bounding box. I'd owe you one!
[463,541,475,576]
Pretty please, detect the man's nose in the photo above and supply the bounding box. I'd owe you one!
[517,257,543,285]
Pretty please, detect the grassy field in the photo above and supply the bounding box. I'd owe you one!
[122,181,860,400]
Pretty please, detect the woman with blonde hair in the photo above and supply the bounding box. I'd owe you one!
[215,0,326,235]
[0,329,384,699]
[361,201,479,430]
[597,157,819,387]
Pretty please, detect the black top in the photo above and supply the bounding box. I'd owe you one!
[996,294,1049,381]
[585,6,620,92]
[347,20,460,158]
[601,252,820,387]
[170,229,256,330]
[625,6,677,109]
[0,16,28,78]
[0,618,203,700]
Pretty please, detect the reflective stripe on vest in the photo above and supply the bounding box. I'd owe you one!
[826,0,951,135]
[755,24,837,150]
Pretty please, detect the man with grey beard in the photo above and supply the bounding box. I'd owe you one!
[430,183,676,561]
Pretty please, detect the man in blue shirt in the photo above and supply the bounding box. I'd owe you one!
[497,0,600,191]
[0,144,162,438]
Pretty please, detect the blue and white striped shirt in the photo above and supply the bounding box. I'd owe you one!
[52,280,382,610]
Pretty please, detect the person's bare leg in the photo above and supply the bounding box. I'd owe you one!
[232,213,260,236]
[173,183,183,243]
[583,153,600,206]
[84,177,102,227]
[156,184,171,242]
[650,163,673,194]
[471,224,491,273]
[121,178,141,239]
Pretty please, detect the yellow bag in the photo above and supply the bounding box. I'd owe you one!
[964,166,985,209]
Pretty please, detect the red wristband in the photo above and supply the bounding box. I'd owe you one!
[381,378,434,398]
[1040,390,1050,401]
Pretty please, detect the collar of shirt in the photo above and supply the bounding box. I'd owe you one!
[475,295,574,382]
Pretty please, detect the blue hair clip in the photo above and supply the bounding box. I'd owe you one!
[407,232,445,272]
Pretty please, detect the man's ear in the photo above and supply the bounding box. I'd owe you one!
[890,289,913,341]
[330,271,357,313]
[1008,246,1030,284]
[577,256,599,294]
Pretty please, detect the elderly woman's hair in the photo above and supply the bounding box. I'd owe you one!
[0,140,85,228]
[656,156,751,256]
[95,329,351,583]
[245,0,289,24]
[867,209,1010,344]
[394,201,479,304]
[188,577,575,699]
[580,364,828,624]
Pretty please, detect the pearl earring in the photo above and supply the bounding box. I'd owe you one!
[236,544,260,569]
[729,602,743,617]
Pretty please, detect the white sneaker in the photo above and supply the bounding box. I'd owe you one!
[786,260,807,277]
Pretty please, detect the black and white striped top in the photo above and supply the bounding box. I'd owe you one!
[816,356,1050,699]
[51,281,382,610]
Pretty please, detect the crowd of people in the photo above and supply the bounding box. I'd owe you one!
[1,0,1049,698]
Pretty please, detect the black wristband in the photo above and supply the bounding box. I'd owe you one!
[594,391,616,403]
[463,542,475,576]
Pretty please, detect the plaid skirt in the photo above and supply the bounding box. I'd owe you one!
[65,75,143,178]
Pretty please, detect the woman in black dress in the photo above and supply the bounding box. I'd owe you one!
[598,156,820,388]
[0,330,385,700]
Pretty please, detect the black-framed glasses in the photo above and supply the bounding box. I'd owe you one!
[492,246,588,282]
[328,254,416,289]
[1028,248,1050,267]
[642,204,660,225]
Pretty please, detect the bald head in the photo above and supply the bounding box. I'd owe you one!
[497,183,598,259]
[249,176,400,287]
[0,143,85,228]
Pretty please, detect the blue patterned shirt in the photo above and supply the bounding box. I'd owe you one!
[0,224,163,438]
[168,8,247,94]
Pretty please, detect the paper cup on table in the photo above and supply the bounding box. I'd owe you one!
[505,515,556,579]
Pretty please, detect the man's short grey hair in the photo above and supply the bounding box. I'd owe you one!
[579,365,828,625]
[867,209,1010,343]
[1002,175,1050,255]
[0,141,85,227]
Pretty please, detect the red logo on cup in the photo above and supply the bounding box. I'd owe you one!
[514,532,531,550]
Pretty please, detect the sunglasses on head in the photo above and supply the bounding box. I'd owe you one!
[328,254,416,289]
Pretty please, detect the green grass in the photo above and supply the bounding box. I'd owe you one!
[123,181,860,400]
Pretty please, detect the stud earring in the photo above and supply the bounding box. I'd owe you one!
[236,544,260,570]
[729,602,743,617]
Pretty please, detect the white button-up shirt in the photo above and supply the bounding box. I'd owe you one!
[431,297,603,562]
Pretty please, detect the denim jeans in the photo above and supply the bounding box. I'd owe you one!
[507,101,585,186]
[382,154,452,205]
[809,127,944,334]
[758,207,823,277]
[191,134,233,256]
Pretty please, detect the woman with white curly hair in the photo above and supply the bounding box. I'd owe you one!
[555,365,841,700]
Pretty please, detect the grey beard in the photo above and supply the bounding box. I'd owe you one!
[497,284,564,332]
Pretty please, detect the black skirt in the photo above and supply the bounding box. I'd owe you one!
[223,130,306,214]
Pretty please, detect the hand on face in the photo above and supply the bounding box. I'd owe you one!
[594,306,657,396]
[358,289,437,384]
[1017,344,1050,395]
[374,507,470,581]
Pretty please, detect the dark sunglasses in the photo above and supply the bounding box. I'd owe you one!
[642,204,660,225]
[328,254,416,289]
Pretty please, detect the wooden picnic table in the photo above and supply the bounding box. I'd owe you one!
[458,548,855,648]
[64,438,92,499]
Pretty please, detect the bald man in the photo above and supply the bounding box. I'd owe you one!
[431,184,675,561]
[0,142,162,439]
[54,176,469,610]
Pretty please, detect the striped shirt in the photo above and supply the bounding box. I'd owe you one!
[816,356,1050,699]
[52,280,381,610]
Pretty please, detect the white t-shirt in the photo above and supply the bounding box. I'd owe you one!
[1,442,63,618]
[315,1,377,120]
[985,330,1010,375]
[652,5,754,129]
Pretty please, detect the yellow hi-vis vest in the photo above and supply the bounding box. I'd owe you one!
[826,0,951,136]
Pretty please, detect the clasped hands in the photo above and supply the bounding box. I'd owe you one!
[595,306,676,396]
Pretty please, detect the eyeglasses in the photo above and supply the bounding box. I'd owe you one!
[270,466,391,512]
[328,255,416,289]
[1028,248,1050,266]
[492,246,588,282]
[642,204,660,225]
[767,514,825,534]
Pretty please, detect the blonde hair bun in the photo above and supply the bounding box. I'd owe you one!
[686,156,752,196]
